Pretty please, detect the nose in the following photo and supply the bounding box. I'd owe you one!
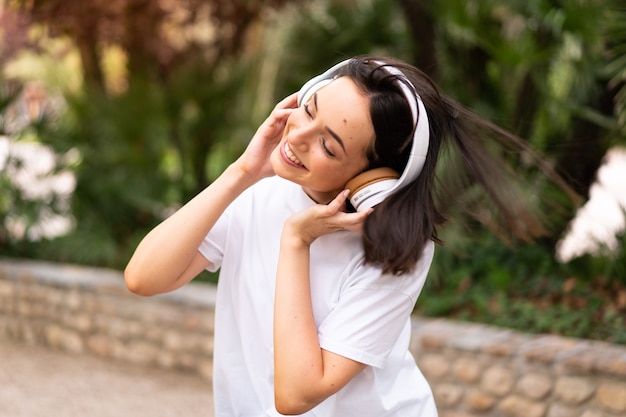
[288,108,316,150]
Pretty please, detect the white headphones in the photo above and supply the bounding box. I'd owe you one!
[297,58,430,211]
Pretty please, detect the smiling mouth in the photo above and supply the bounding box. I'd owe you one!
[283,142,305,168]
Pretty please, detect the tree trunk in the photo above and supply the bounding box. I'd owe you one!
[122,0,162,82]
[75,29,106,94]
[554,87,615,197]
[395,0,437,78]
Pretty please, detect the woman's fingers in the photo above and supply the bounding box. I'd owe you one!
[269,94,298,131]
[327,189,350,212]
[321,190,372,232]
[275,92,299,110]
[284,190,374,244]
[335,209,371,232]
[268,108,294,130]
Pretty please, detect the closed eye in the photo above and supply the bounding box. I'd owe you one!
[321,138,336,158]
[304,103,313,118]
[307,96,342,159]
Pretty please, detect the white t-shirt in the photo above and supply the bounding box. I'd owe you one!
[199,176,438,417]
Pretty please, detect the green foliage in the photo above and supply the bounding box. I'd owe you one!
[605,0,626,142]
[430,0,616,209]
[418,227,626,344]
[24,58,258,268]
[416,2,625,347]
[30,84,170,267]
[160,60,258,199]
[274,0,413,98]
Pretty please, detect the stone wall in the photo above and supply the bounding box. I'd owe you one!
[1,259,625,417]
[0,259,215,379]
[410,320,626,417]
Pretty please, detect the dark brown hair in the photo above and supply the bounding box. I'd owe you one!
[341,56,548,275]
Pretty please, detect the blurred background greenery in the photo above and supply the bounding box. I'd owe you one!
[1,0,624,343]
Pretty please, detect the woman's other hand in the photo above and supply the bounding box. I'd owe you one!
[283,190,373,247]
[235,93,298,181]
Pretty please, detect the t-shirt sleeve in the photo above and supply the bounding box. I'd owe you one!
[197,205,232,273]
[317,242,434,368]
[317,285,415,368]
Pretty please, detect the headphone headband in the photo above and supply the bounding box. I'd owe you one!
[297,58,431,210]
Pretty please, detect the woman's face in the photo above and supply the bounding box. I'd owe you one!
[270,76,375,204]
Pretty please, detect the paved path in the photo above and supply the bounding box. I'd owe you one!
[0,339,214,417]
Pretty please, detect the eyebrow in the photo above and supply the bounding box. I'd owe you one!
[314,93,346,154]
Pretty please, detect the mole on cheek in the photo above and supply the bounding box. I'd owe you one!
[343,119,347,124]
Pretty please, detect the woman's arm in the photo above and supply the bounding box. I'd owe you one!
[124,164,254,295]
[273,190,371,415]
[125,94,298,296]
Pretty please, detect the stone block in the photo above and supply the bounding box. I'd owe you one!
[101,316,143,339]
[594,349,626,378]
[0,280,15,298]
[517,372,553,400]
[199,335,214,355]
[181,313,204,331]
[433,383,463,407]
[418,333,447,350]
[177,353,198,370]
[522,335,579,364]
[86,333,112,357]
[164,330,186,351]
[547,403,579,417]
[44,324,64,348]
[20,323,42,345]
[197,359,213,381]
[61,330,85,353]
[143,324,167,342]
[45,286,65,306]
[596,382,626,414]
[481,340,516,357]
[119,340,160,365]
[463,389,495,411]
[16,301,32,317]
[481,365,515,397]
[45,325,84,353]
[579,410,606,417]
[554,376,595,405]
[157,351,176,368]
[453,357,481,383]
[439,410,476,417]
[439,412,475,417]
[61,312,92,332]
[498,395,547,417]
[561,351,595,373]
[419,353,450,380]
[93,295,125,315]
[63,288,82,310]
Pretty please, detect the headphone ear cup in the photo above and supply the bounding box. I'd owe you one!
[346,167,399,210]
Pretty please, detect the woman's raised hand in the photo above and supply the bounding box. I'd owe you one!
[235,93,298,181]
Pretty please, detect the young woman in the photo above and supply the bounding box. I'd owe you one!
[125,56,540,416]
